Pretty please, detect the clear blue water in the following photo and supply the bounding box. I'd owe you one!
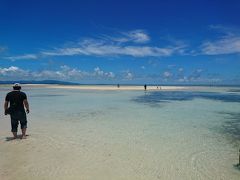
[0,85,240,180]
[133,90,240,144]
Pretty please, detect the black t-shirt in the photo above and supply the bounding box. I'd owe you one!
[5,91,27,112]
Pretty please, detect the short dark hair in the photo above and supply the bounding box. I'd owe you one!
[13,86,21,90]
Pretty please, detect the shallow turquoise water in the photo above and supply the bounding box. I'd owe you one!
[0,86,240,180]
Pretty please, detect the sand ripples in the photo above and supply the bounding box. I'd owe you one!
[188,147,237,180]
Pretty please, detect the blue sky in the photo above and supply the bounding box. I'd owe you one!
[0,0,240,84]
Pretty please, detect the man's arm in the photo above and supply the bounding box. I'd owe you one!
[4,101,9,115]
[23,99,30,113]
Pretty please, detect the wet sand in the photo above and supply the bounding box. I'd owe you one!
[24,84,191,91]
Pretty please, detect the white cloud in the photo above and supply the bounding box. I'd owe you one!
[4,29,188,60]
[163,71,172,78]
[196,69,203,73]
[4,54,38,61]
[123,30,150,43]
[41,29,185,58]
[107,72,115,78]
[125,72,133,80]
[187,69,204,81]
[200,26,240,55]
[0,66,115,81]
[120,70,134,80]
[5,26,240,61]
[178,76,188,82]
[107,29,150,44]
[32,70,65,79]
[167,64,176,68]
[0,66,230,84]
[201,35,240,55]
[42,40,182,58]
[178,68,184,72]
[208,25,239,36]
[161,68,220,83]
[0,66,19,75]
[94,67,115,78]
[0,46,7,53]
[59,65,86,79]
[0,66,29,77]
[94,67,104,76]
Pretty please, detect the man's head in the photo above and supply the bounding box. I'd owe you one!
[13,83,21,90]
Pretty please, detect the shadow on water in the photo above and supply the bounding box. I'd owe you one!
[132,91,240,107]
[5,135,29,141]
[218,112,240,145]
[216,111,240,170]
[228,89,240,92]
[233,164,240,171]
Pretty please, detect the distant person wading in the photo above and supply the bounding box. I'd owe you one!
[144,84,147,91]
[4,83,30,139]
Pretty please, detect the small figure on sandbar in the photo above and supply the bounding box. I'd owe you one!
[144,84,147,91]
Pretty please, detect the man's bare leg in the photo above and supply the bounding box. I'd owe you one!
[12,132,17,139]
[21,128,27,139]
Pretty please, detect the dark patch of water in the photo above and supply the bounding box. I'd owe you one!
[132,91,240,106]
[218,112,240,144]
[228,89,240,92]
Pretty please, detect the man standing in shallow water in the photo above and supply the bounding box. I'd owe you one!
[4,83,30,139]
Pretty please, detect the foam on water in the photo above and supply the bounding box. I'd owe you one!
[0,86,240,180]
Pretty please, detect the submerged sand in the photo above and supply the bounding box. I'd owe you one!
[19,84,188,90]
